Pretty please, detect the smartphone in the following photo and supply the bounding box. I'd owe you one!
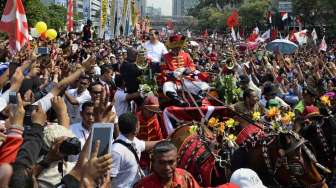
[9,92,17,104]
[89,123,114,158]
[37,47,49,55]
[23,105,38,125]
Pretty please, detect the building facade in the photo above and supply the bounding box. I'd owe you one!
[172,0,199,17]
[146,6,161,17]
[135,0,146,18]
[41,0,67,6]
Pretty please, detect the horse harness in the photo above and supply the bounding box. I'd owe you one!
[241,131,326,188]
[177,134,212,184]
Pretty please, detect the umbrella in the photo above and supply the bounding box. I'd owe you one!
[266,39,298,54]
[189,41,199,47]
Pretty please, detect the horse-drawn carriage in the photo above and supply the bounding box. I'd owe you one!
[163,106,331,188]
[135,42,334,188]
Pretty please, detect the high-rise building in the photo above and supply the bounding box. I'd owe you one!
[172,0,199,17]
[135,0,146,18]
[146,6,161,17]
[41,0,66,6]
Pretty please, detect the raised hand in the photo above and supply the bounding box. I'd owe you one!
[31,104,47,126]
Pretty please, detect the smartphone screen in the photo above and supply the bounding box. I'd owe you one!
[91,126,113,157]
[9,92,17,104]
[37,47,49,55]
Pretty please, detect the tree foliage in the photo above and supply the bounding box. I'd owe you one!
[293,0,336,37]
[189,0,269,30]
[239,0,270,27]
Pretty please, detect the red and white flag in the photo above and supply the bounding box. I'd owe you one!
[0,0,29,54]
[294,29,307,45]
[259,29,270,42]
[253,26,259,35]
[319,36,327,52]
[268,11,272,24]
[231,27,237,41]
[67,0,74,32]
[281,12,288,21]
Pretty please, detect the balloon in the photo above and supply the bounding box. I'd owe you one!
[40,32,46,40]
[35,21,47,34]
[30,28,40,38]
[45,29,57,40]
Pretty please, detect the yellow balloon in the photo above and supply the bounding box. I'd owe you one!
[46,29,57,40]
[35,21,47,34]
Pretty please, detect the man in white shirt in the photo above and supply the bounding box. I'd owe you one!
[64,75,91,124]
[111,112,160,188]
[70,101,95,151]
[144,29,168,73]
[114,75,141,117]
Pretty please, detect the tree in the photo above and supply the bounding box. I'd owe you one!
[47,4,67,31]
[293,0,336,38]
[238,0,270,27]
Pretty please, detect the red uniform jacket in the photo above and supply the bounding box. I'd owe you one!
[163,51,196,72]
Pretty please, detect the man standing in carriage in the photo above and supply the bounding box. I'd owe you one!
[162,34,210,106]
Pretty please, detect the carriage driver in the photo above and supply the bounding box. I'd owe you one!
[162,34,210,106]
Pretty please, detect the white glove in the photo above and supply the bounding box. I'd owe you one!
[174,68,186,79]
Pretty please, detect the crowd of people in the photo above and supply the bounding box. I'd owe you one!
[0,19,335,188]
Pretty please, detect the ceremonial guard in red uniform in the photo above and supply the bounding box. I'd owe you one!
[162,34,210,106]
[136,96,164,172]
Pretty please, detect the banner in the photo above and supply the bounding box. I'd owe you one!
[100,0,108,38]
[110,0,116,37]
[83,0,91,21]
[115,0,124,36]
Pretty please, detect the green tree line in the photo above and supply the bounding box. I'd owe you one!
[189,0,336,37]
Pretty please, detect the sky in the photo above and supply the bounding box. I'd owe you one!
[146,0,172,16]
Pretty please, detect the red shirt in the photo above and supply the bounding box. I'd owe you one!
[134,168,201,188]
[0,136,23,164]
[136,112,164,141]
[164,51,195,72]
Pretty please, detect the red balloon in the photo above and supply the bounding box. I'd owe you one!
[40,32,46,40]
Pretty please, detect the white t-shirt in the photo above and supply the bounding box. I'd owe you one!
[114,88,130,117]
[65,88,91,124]
[69,122,90,151]
[144,41,168,63]
[111,134,146,188]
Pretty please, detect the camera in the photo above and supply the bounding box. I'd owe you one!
[59,137,81,156]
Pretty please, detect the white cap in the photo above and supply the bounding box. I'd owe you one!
[230,168,267,188]
[43,123,75,148]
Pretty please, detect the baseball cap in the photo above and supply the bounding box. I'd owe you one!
[230,168,267,188]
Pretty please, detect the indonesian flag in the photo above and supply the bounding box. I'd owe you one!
[281,12,288,21]
[237,29,241,41]
[268,11,272,24]
[67,0,74,32]
[287,29,297,42]
[231,27,237,41]
[319,36,327,52]
[259,29,270,42]
[253,26,259,35]
[294,29,308,45]
[0,0,29,54]
[311,28,318,44]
